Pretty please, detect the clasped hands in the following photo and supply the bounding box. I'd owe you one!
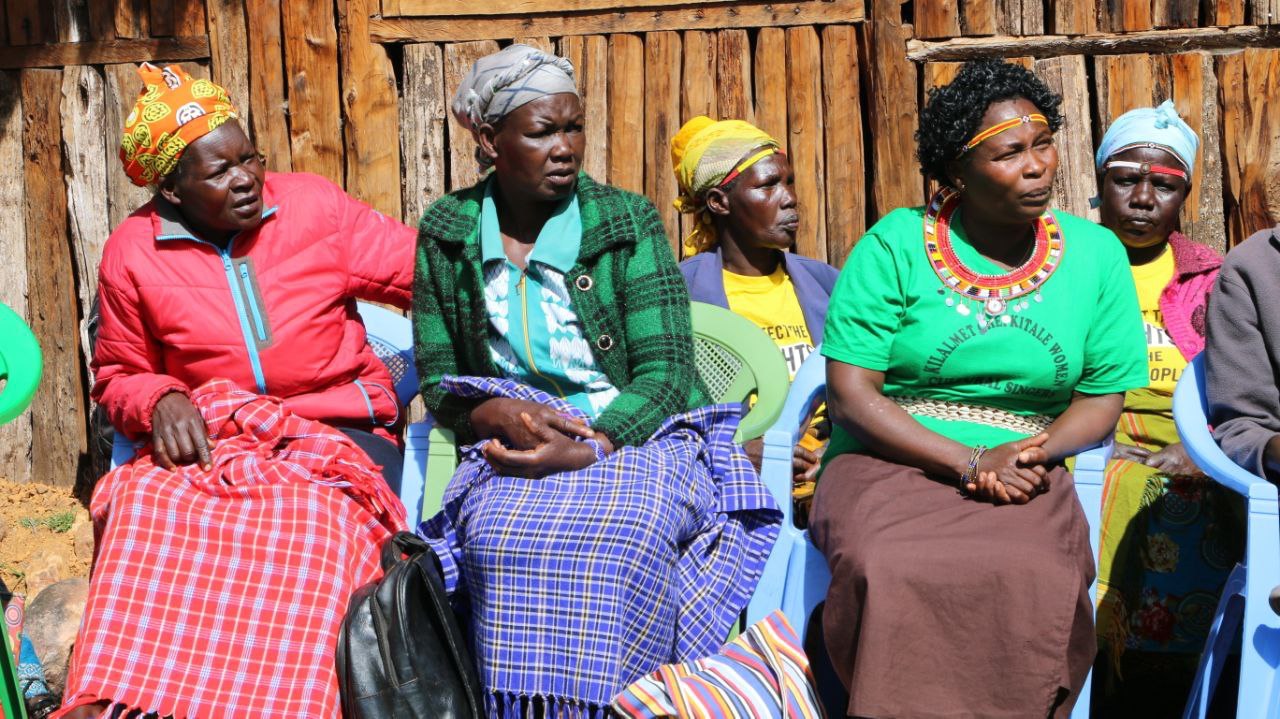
[963,432,1052,505]
[471,397,613,479]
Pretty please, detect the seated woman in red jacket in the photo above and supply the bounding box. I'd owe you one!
[60,64,415,719]
[91,63,415,489]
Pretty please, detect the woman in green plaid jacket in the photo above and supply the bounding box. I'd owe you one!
[409,45,780,717]
[412,166,710,457]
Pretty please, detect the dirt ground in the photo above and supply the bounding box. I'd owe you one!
[0,479,91,599]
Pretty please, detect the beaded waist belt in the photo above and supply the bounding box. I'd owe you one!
[892,395,1055,436]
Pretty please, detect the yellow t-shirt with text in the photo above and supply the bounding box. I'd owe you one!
[1130,246,1186,394]
[723,267,824,452]
[723,267,816,377]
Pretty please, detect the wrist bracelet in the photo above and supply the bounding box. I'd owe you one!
[958,444,988,496]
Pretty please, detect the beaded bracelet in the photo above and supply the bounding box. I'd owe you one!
[958,444,988,496]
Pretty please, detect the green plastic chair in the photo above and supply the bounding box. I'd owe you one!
[399,301,791,527]
[0,303,42,427]
[0,630,24,719]
[0,303,36,719]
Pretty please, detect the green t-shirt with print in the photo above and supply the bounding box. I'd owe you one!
[821,205,1148,456]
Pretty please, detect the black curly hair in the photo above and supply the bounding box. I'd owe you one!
[916,59,1063,187]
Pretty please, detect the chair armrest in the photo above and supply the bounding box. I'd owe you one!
[1173,355,1278,502]
[1073,438,1113,478]
[761,351,827,525]
[403,418,458,527]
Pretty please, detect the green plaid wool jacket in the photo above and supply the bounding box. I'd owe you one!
[412,173,711,447]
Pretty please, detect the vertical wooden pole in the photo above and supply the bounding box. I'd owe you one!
[822,24,865,264]
[0,71,32,485]
[960,0,997,35]
[150,0,177,36]
[400,43,447,226]
[863,0,922,216]
[1094,54,1157,137]
[174,0,208,35]
[22,68,87,489]
[1034,55,1097,220]
[1052,0,1096,34]
[1168,52,1225,253]
[753,27,788,152]
[643,31,682,256]
[207,0,253,139]
[681,31,717,120]
[916,0,962,39]
[283,0,344,185]
[1218,48,1280,247]
[716,29,753,123]
[53,0,91,43]
[561,34,609,182]
[679,30,717,242]
[246,0,292,172]
[442,40,501,192]
[60,65,110,375]
[787,25,825,262]
[338,0,403,217]
[607,33,644,193]
[114,0,148,39]
[6,0,54,44]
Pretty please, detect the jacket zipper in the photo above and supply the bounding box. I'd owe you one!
[238,263,269,343]
[517,271,569,399]
[217,244,268,394]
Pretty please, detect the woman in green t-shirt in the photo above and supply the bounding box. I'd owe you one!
[810,60,1148,717]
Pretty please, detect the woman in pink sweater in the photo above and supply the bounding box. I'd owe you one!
[1093,100,1237,713]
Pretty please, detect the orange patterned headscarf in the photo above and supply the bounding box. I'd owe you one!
[119,63,240,187]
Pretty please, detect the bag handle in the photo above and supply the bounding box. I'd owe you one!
[381,531,431,571]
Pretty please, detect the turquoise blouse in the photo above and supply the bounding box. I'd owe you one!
[480,179,620,418]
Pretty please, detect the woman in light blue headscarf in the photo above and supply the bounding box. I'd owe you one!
[1092,100,1239,711]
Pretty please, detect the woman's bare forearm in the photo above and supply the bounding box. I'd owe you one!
[827,360,972,480]
[1040,392,1125,461]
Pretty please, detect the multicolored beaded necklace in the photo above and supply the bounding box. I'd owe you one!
[923,187,1064,331]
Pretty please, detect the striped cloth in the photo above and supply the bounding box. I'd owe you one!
[613,611,824,719]
[56,379,405,719]
[419,376,781,718]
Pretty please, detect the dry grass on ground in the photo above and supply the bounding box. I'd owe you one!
[0,480,91,598]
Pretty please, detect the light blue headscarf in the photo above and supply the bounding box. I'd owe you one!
[1094,99,1199,174]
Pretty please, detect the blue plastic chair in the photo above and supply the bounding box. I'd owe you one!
[1174,353,1280,719]
[748,349,1111,719]
[111,302,419,469]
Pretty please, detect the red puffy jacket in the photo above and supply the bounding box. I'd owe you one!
[92,172,416,439]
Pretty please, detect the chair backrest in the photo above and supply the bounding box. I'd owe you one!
[355,302,418,407]
[689,302,791,443]
[0,302,42,426]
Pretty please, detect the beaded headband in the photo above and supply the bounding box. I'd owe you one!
[960,113,1049,155]
[1102,159,1188,181]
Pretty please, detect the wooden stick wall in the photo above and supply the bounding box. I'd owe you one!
[1,0,1280,489]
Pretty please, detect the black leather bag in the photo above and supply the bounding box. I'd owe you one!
[337,532,484,719]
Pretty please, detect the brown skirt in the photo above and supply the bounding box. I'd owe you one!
[810,452,1096,719]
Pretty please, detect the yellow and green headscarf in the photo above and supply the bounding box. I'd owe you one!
[670,116,781,256]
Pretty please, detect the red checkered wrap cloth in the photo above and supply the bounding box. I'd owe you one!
[56,379,407,718]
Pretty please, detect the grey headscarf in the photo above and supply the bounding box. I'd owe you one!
[450,44,578,168]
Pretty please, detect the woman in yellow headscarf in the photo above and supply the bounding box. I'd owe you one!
[673,116,839,514]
